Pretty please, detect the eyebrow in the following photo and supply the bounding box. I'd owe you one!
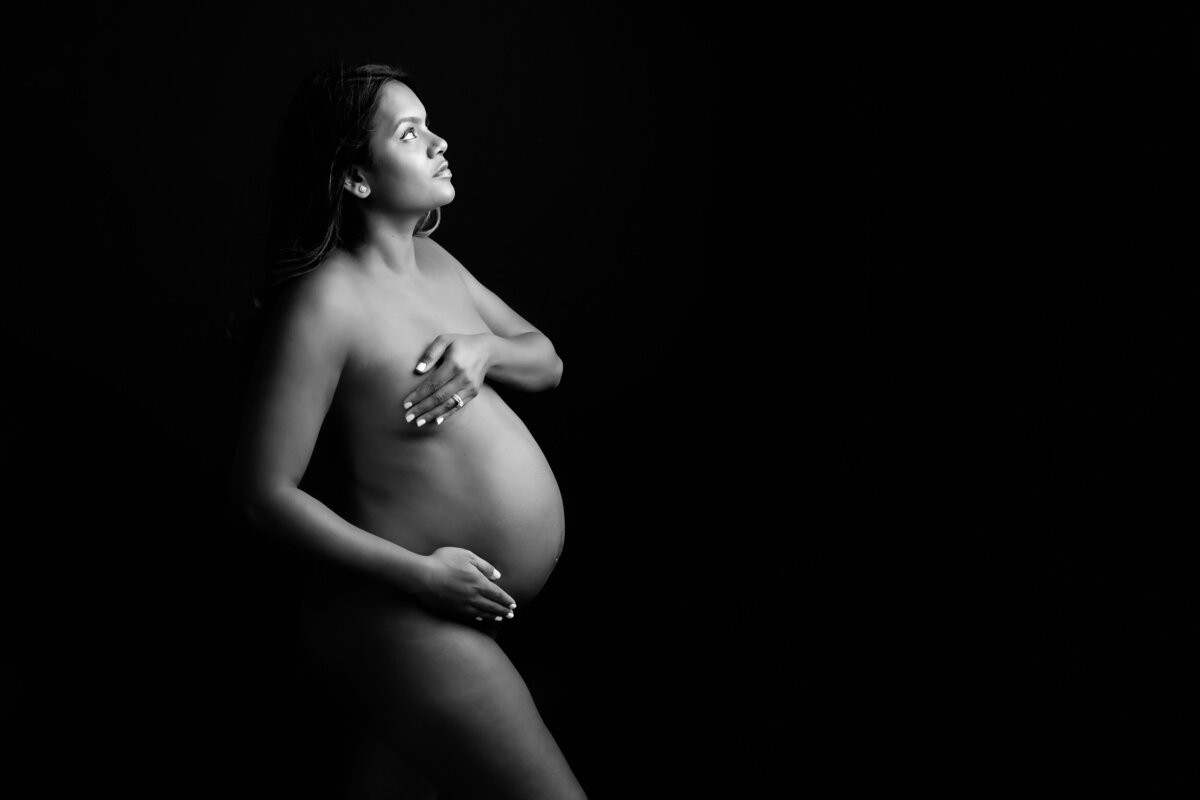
[393,115,426,132]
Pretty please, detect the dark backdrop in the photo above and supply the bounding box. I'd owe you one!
[6,2,1198,797]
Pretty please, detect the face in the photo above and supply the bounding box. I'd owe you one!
[350,80,453,215]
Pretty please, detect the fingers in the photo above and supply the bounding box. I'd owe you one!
[469,585,516,623]
[473,597,515,620]
[417,374,472,427]
[430,378,476,427]
[402,363,454,425]
[403,373,476,428]
[471,581,516,625]
[482,581,518,611]
[467,555,517,610]
[414,335,450,375]
[473,609,515,624]
[438,550,516,623]
[470,553,501,581]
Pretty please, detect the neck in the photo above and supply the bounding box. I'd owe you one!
[350,208,429,277]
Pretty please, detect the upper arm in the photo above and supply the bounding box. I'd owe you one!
[430,240,541,338]
[234,273,355,503]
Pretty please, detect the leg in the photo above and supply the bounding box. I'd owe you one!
[299,585,586,800]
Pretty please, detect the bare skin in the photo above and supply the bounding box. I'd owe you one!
[322,240,567,607]
[235,80,584,799]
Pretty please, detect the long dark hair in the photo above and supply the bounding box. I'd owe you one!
[264,61,438,291]
[226,62,438,350]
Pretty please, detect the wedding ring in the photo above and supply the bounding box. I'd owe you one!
[451,393,465,409]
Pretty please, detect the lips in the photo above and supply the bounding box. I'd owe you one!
[434,162,450,176]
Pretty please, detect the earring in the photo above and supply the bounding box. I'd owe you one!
[418,207,441,236]
[358,186,368,195]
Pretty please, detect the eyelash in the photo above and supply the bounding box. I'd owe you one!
[401,124,428,141]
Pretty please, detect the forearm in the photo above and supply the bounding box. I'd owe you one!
[484,331,563,390]
[242,485,427,593]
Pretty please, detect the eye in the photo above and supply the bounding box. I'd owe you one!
[401,127,418,140]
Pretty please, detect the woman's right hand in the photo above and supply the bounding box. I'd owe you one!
[415,546,517,622]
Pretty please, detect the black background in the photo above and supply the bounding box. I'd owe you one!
[6,2,1198,797]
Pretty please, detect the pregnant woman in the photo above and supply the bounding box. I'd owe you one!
[232,62,585,799]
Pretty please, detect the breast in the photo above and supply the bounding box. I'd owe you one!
[312,256,566,604]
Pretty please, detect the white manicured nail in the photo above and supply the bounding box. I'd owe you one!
[506,611,514,619]
[416,362,427,372]
[403,401,412,409]
[475,616,483,621]
[406,413,415,423]
[494,616,503,622]
[417,418,426,427]
[436,416,444,425]
[492,569,501,579]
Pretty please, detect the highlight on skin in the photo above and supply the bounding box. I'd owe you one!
[232,60,586,798]
[264,62,440,291]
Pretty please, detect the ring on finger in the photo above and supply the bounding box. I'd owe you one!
[450,393,465,409]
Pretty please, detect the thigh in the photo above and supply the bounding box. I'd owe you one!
[299,586,586,800]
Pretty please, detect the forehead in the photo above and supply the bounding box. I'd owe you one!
[374,80,425,123]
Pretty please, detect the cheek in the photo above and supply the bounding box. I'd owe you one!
[390,163,434,193]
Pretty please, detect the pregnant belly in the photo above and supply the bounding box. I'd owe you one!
[346,391,566,605]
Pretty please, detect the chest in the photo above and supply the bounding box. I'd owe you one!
[338,265,491,418]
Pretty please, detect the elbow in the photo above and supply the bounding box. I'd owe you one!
[532,331,562,389]
[230,481,264,529]
[237,491,266,530]
[230,474,282,531]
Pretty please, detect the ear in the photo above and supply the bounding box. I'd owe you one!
[343,167,369,197]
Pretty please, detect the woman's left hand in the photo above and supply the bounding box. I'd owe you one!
[403,333,494,427]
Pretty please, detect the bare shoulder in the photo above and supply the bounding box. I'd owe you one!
[265,261,361,340]
[416,235,469,278]
[415,234,453,261]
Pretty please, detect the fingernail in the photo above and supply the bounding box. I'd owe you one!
[506,611,514,619]
[406,413,415,423]
[475,616,483,621]
[417,418,426,427]
[509,602,517,609]
[403,401,412,409]
[436,416,444,425]
[416,362,427,372]
[492,569,501,579]
[494,616,503,622]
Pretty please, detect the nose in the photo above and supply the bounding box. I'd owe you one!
[429,130,448,156]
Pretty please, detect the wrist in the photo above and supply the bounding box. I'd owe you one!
[389,549,432,595]
[480,332,503,374]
